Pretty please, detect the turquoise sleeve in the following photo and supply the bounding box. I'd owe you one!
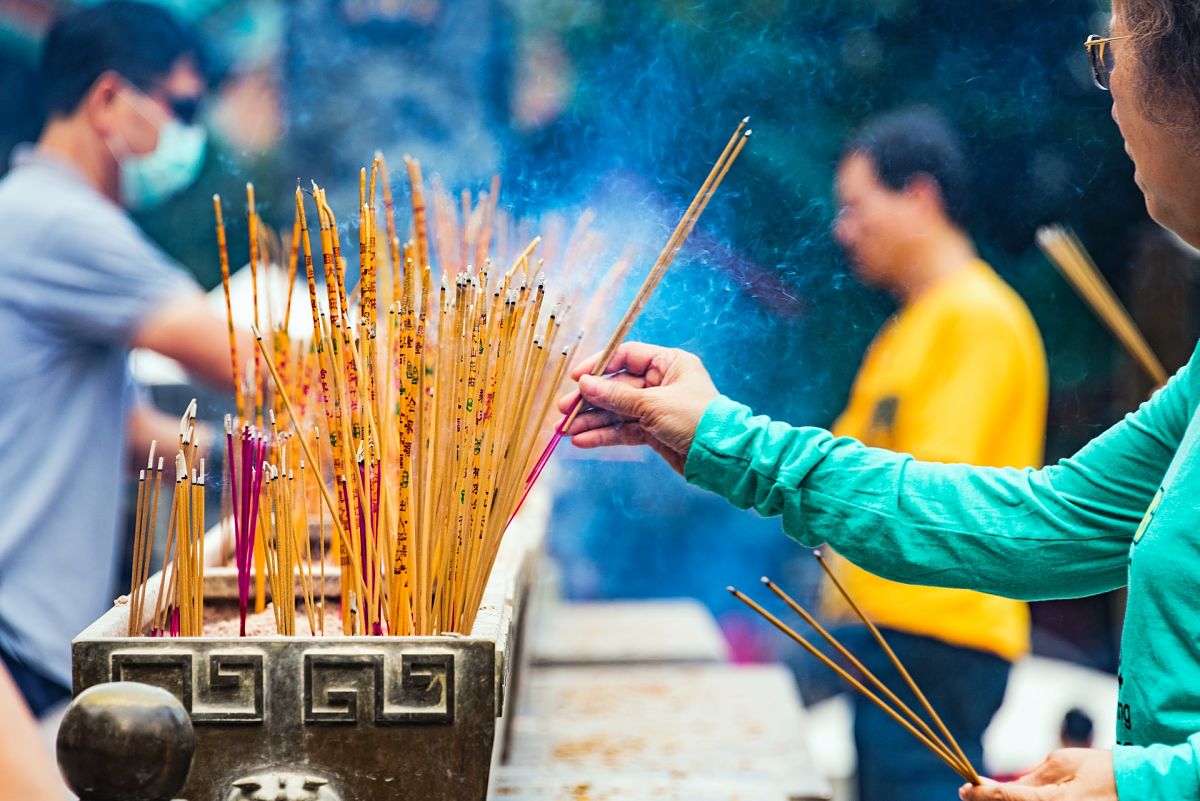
[1114,739,1200,799]
[682,360,1191,601]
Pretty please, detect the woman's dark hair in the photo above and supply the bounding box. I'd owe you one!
[841,108,971,227]
[37,1,209,119]
[1121,0,1200,140]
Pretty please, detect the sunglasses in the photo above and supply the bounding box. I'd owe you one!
[120,77,204,127]
[1084,33,1130,91]
[163,95,202,126]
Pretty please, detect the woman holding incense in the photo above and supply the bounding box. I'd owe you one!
[560,1,1200,799]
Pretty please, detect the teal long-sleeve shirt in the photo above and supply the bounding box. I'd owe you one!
[683,343,1200,798]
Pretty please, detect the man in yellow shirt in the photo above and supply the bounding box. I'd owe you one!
[827,110,1048,801]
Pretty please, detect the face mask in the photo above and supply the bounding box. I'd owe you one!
[117,117,207,211]
[106,88,208,211]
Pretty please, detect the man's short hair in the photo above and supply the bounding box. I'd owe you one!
[842,109,971,227]
[38,1,210,119]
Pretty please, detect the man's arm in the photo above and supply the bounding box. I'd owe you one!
[131,293,254,392]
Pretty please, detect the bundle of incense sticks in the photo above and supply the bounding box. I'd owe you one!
[1037,225,1167,386]
[127,401,207,637]
[127,124,745,640]
[261,437,320,637]
[295,171,574,635]
[253,206,578,635]
[226,414,267,635]
[215,191,266,617]
[729,550,982,786]
[201,152,609,637]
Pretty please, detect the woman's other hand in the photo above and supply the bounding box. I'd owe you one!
[960,749,1116,801]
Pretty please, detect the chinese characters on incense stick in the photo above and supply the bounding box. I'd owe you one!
[125,120,749,639]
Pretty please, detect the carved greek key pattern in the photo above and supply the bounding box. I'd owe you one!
[110,650,265,724]
[303,651,454,725]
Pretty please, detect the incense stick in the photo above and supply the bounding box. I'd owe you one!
[213,196,244,420]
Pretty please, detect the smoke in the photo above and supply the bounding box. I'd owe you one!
[128,0,1150,633]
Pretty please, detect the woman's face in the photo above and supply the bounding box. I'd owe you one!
[1109,6,1200,246]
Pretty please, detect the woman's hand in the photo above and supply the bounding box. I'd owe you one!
[557,342,719,475]
[961,749,1116,801]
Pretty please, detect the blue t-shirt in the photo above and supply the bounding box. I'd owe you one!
[0,148,196,686]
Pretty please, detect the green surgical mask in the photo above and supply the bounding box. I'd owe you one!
[107,86,208,211]
[117,117,207,211]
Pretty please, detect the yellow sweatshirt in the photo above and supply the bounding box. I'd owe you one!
[825,260,1047,661]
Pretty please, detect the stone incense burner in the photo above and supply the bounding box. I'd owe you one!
[72,496,546,801]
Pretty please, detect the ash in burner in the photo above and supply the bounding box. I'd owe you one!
[204,605,343,638]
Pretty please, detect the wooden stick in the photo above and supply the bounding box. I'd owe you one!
[246,185,268,615]
[813,550,981,784]
[284,209,302,327]
[131,441,162,634]
[136,456,164,635]
[128,465,148,636]
[296,461,318,635]
[318,453,327,635]
[375,152,403,305]
[153,463,185,636]
[247,184,265,423]
[194,461,206,635]
[580,124,750,394]
[404,156,431,272]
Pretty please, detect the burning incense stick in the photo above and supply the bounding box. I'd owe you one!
[1037,225,1167,386]
[514,118,751,519]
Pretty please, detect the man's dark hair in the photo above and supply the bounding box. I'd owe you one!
[38,1,209,119]
[842,109,971,227]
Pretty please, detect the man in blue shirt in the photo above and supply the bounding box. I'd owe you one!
[0,2,246,715]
